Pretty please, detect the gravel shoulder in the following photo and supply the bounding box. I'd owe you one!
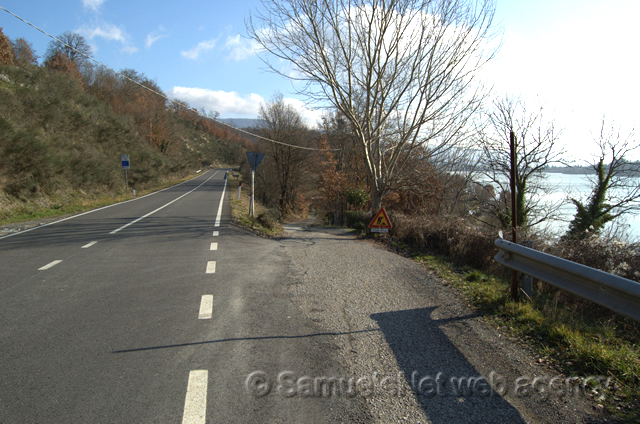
[279,223,608,423]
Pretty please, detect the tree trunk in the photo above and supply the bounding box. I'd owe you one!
[370,190,382,216]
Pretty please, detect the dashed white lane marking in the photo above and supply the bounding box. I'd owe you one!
[212,231,219,237]
[182,370,208,424]
[38,260,62,270]
[214,176,227,227]
[206,261,216,274]
[81,241,98,248]
[109,171,218,234]
[198,295,214,319]
[210,242,218,251]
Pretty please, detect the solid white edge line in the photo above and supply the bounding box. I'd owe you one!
[0,170,215,241]
[109,171,219,234]
[212,231,219,237]
[206,261,216,274]
[214,174,227,227]
[182,370,208,424]
[38,260,62,270]
[198,295,213,319]
[210,242,218,251]
[81,241,98,248]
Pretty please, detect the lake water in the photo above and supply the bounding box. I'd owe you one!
[536,173,640,241]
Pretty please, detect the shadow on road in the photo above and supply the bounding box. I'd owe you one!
[371,307,526,424]
[111,329,381,354]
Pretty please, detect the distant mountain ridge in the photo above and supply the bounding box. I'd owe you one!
[219,118,259,129]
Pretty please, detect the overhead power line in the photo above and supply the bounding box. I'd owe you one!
[0,6,338,152]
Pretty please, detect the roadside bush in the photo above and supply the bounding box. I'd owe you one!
[0,118,54,197]
[345,210,366,230]
[391,213,498,271]
[547,235,640,283]
[256,208,281,230]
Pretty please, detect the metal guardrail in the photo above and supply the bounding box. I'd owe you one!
[495,238,640,322]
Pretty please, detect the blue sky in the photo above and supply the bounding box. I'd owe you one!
[1,0,638,161]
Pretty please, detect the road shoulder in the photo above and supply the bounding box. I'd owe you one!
[279,223,606,423]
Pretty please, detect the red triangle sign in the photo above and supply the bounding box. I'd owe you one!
[368,207,392,229]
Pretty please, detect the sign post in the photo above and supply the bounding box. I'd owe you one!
[245,152,266,217]
[368,207,392,233]
[121,154,130,195]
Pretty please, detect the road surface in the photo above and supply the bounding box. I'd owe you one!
[0,169,604,423]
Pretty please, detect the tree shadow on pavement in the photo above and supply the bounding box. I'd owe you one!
[371,307,526,424]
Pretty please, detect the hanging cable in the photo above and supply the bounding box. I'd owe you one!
[0,6,339,152]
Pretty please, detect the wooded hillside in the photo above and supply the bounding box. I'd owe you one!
[0,28,248,220]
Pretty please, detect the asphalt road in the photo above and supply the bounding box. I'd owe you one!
[0,170,367,423]
[0,169,605,423]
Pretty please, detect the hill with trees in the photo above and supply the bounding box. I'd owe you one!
[0,27,249,221]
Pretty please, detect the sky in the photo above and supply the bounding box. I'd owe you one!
[1,0,638,162]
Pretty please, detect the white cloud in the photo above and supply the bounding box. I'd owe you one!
[121,45,138,54]
[224,34,260,61]
[181,39,218,60]
[79,23,126,42]
[83,0,106,11]
[167,87,323,128]
[78,22,137,55]
[282,97,323,128]
[145,32,167,49]
[167,87,264,116]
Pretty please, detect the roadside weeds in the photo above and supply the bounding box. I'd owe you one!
[376,236,640,423]
[227,173,283,237]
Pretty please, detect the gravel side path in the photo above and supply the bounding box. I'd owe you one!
[279,223,607,424]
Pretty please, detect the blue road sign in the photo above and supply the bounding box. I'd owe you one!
[246,152,266,171]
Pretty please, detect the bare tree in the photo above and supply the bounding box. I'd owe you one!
[565,120,640,239]
[474,96,565,230]
[45,31,92,69]
[433,144,482,215]
[247,0,499,214]
[256,93,310,216]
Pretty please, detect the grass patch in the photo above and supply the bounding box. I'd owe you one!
[412,252,640,421]
[228,174,283,237]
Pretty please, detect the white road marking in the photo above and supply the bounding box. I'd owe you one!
[110,172,218,234]
[81,241,98,248]
[206,261,216,274]
[198,295,214,319]
[182,370,208,424]
[38,260,62,270]
[210,242,218,251]
[0,171,213,241]
[214,176,227,227]
[212,231,219,237]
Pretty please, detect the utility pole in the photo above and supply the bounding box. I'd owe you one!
[509,130,518,300]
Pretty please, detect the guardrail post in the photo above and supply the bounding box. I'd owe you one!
[522,240,533,298]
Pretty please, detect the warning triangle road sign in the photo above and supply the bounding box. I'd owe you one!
[368,207,392,229]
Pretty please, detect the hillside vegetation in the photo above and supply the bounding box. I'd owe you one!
[0,30,246,222]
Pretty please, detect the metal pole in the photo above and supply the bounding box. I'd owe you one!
[125,169,128,195]
[250,169,255,217]
[509,130,518,300]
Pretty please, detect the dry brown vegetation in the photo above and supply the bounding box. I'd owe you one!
[0,29,250,221]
